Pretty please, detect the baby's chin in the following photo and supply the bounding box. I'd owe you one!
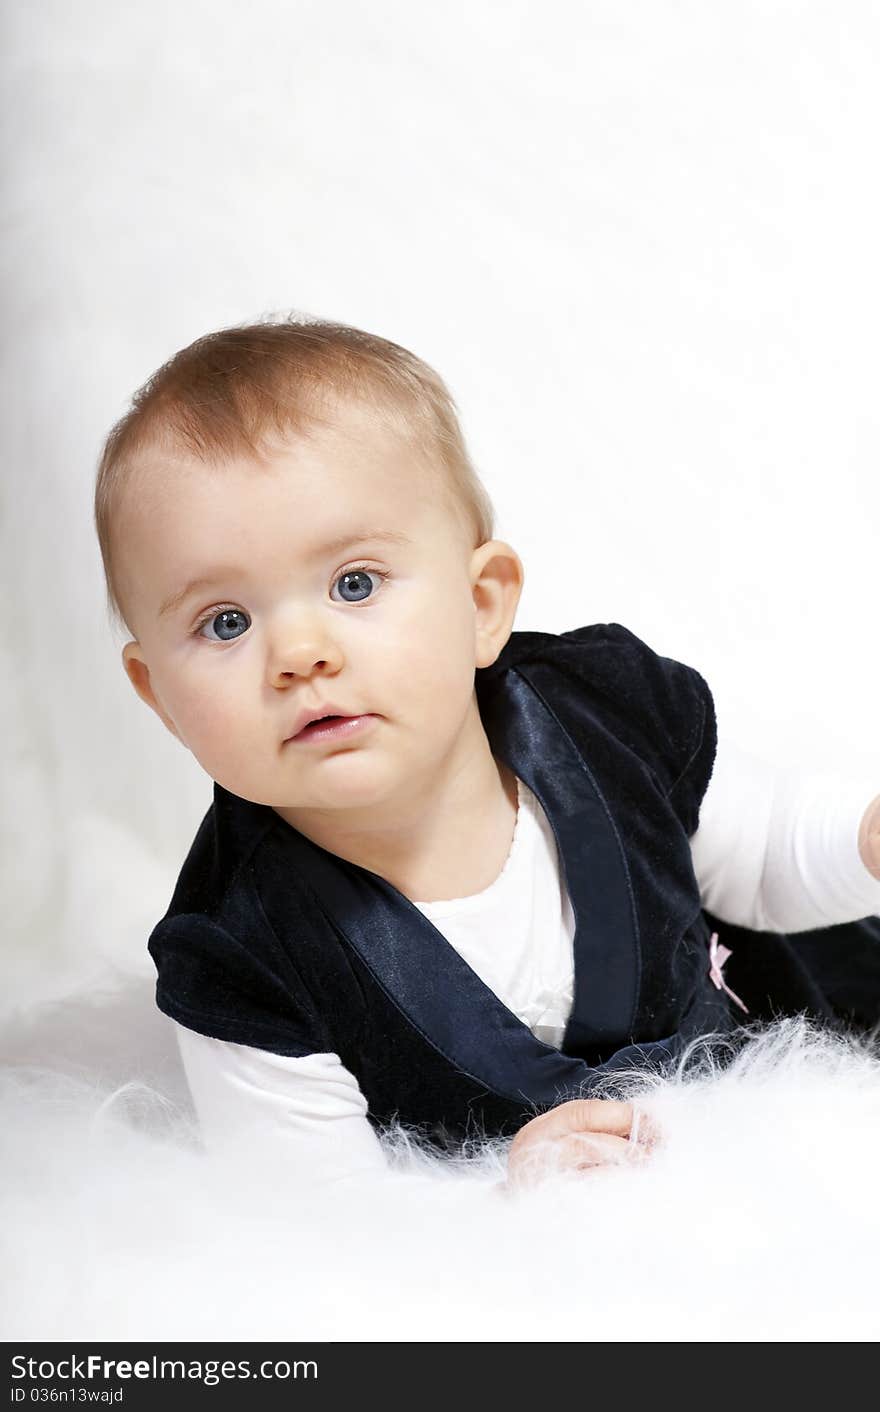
[216,751,404,813]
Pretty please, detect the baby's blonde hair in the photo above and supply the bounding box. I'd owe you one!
[94,315,496,632]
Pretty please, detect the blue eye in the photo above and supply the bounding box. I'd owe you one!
[194,567,387,640]
[197,609,251,642]
[330,568,384,604]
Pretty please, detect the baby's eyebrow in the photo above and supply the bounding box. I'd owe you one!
[157,527,412,619]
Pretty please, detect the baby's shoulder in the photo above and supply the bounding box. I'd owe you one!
[485,619,717,835]
[150,785,336,964]
[493,619,713,731]
[145,794,335,1053]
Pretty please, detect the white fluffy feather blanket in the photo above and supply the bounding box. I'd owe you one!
[3,975,879,1343]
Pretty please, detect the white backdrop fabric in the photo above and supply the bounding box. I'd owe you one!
[2,0,879,1341]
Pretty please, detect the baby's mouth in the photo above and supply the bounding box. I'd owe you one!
[288,714,378,745]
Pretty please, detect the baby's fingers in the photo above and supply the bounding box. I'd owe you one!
[507,1131,636,1189]
[501,1099,661,1193]
[530,1098,637,1141]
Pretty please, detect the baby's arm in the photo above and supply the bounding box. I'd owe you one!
[174,1024,390,1187]
[690,737,880,931]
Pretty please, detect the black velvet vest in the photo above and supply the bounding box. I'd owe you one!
[148,621,880,1148]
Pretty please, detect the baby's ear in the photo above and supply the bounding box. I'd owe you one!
[470,539,524,669]
[121,642,183,743]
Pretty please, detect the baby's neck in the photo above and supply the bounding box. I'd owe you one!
[400,757,519,904]
[274,738,519,904]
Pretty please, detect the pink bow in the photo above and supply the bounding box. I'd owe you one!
[708,931,750,1015]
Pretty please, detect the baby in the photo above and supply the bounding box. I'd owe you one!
[94,318,880,1187]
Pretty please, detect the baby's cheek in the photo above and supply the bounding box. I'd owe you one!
[405,646,475,723]
[176,699,246,768]
[192,733,270,802]
[401,597,476,678]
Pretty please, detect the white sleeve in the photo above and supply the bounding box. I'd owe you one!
[690,737,880,932]
[174,1023,390,1187]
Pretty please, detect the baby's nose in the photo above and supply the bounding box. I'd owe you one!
[266,618,344,683]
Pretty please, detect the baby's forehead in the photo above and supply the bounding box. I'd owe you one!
[115,426,456,571]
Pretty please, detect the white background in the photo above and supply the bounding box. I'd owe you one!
[3,2,880,1007]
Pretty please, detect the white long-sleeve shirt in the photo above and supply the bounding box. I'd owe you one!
[174,739,880,1182]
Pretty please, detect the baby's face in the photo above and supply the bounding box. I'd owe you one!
[118,402,511,816]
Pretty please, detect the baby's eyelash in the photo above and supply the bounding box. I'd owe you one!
[340,563,389,586]
[189,565,390,635]
[332,563,391,602]
[191,605,238,635]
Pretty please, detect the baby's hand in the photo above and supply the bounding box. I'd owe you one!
[858,793,880,880]
[504,1098,659,1190]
